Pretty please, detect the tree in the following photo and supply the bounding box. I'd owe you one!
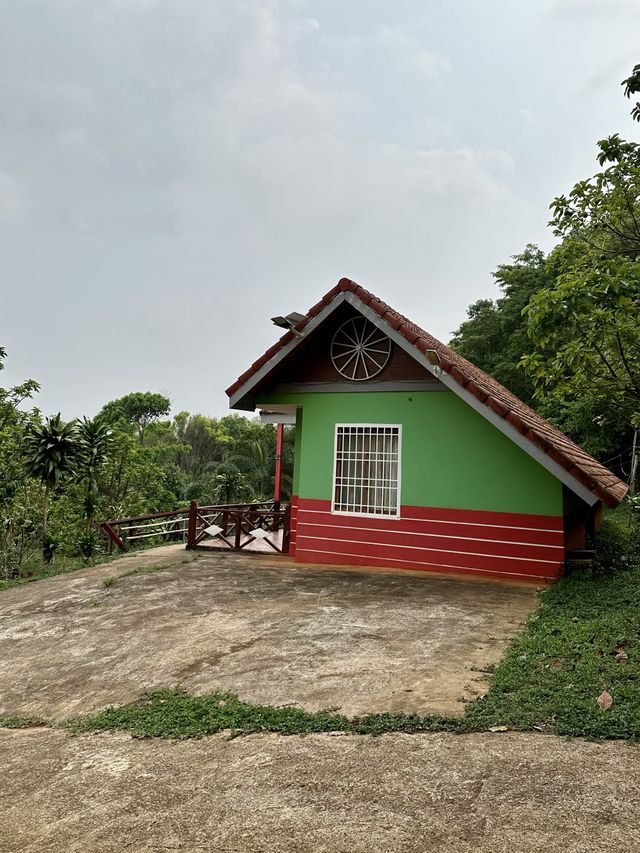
[549,134,640,260]
[173,412,226,478]
[622,63,640,123]
[75,417,113,553]
[0,348,42,578]
[212,464,251,504]
[100,392,170,445]
[522,257,640,433]
[521,70,640,457]
[449,245,554,405]
[0,346,40,432]
[23,415,79,561]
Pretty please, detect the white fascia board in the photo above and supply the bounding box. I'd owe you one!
[228,292,348,410]
[259,412,297,425]
[346,292,599,507]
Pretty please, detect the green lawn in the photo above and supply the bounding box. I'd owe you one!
[463,561,640,738]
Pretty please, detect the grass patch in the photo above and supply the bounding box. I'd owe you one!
[67,688,463,739]
[0,540,179,593]
[463,563,640,739]
[117,564,170,580]
[0,550,130,592]
[0,715,47,729]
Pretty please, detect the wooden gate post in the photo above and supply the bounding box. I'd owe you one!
[101,522,126,552]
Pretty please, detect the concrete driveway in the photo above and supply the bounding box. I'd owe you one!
[3,549,638,853]
[0,546,537,720]
[3,728,640,853]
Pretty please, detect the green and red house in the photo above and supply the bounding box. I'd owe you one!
[226,278,627,582]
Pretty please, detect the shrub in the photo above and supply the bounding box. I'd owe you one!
[592,515,637,575]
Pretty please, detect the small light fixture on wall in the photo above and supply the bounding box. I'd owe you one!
[425,349,442,377]
[271,312,306,338]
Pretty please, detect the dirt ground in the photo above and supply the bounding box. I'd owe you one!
[2,727,640,853]
[0,545,537,720]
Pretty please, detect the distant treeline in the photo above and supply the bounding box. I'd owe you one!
[0,379,293,578]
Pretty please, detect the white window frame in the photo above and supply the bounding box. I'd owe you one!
[331,423,402,519]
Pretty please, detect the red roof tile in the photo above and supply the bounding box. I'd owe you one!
[226,278,628,508]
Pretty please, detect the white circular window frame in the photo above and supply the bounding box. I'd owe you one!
[330,316,392,381]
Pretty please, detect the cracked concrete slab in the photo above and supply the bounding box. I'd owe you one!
[0,546,537,720]
[2,727,639,853]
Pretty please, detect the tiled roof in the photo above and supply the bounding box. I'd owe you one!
[226,278,628,508]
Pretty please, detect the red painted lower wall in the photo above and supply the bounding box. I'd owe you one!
[288,496,564,582]
[289,495,298,556]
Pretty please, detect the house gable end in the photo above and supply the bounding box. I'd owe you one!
[227,278,627,508]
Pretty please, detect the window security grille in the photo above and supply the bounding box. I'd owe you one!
[333,425,400,516]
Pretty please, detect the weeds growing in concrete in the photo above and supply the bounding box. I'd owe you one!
[102,564,170,589]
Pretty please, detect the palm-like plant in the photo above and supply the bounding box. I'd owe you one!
[77,417,113,528]
[213,465,251,505]
[225,438,274,500]
[23,414,79,560]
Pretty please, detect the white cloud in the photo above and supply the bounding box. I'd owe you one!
[551,0,637,15]
[5,0,633,417]
[518,108,536,127]
[0,173,28,223]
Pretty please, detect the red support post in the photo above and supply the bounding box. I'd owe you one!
[187,500,197,548]
[282,504,291,554]
[273,422,284,508]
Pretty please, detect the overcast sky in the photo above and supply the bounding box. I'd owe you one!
[1,0,639,420]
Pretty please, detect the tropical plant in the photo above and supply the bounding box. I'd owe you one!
[23,415,79,561]
[212,464,251,504]
[75,417,113,554]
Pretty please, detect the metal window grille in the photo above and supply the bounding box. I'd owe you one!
[333,425,400,516]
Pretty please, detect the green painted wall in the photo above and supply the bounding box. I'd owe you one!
[264,390,563,516]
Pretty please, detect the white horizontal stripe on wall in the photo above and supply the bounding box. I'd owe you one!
[295,534,562,565]
[295,548,552,580]
[299,521,564,551]
[297,506,563,535]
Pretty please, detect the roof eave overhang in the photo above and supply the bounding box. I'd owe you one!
[228,292,349,410]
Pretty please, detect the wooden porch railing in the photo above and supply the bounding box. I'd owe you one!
[186,500,290,553]
[100,500,290,554]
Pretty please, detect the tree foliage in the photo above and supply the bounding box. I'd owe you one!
[523,258,640,427]
[623,63,640,123]
[549,134,640,260]
[0,348,294,579]
[452,66,640,464]
[450,245,553,406]
[100,392,171,444]
[23,415,79,560]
